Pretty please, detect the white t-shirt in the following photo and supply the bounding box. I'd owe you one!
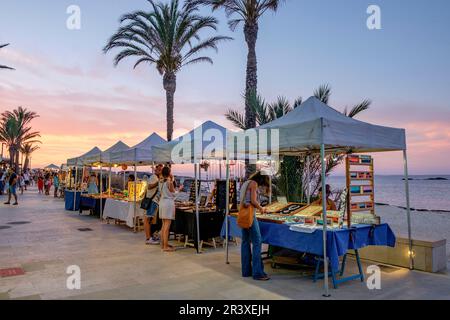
[146,174,160,199]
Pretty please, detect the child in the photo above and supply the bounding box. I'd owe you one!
[38,176,44,194]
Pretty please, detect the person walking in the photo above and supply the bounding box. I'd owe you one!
[53,173,60,198]
[4,168,19,205]
[37,175,44,194]
[144,164,163,245]
[239,171,271,281]
[158,166,177,252]
[0,169,5,195]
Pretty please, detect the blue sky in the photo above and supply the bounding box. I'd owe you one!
[1,0,449,174]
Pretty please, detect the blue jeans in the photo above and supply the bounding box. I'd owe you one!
[241,215,266,279]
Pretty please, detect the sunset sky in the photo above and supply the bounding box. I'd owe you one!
[1,0,449,175]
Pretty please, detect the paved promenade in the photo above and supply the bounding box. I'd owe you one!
[1,188,449,300]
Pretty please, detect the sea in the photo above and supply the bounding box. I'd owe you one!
[327,175,450,212]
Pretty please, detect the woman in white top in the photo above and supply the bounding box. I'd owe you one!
[159,166,176,252]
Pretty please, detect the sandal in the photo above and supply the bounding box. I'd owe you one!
[163,247,176,252]
[254,276,271,281]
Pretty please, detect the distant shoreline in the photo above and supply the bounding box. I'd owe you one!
[376,203,450,214]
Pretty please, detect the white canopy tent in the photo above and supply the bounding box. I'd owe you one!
[82,141,130,166]
[152,121,228,253]
[44,164,60,171]
[225,97,411,296]
[67,147,102,166]
[152,121,227,164]
[110,133,166,166]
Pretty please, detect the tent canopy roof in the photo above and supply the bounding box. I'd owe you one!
[228,97,406,157]
[110,133,166,166]
[152,121,228,163]
[44,164,60,170]
[67,147,102,166]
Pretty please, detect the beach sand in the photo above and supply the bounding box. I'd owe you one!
[377,205,450,258]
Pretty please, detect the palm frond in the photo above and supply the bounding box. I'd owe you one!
[314,84,331,104]
[225,109,246,130]
[345,99,371,118]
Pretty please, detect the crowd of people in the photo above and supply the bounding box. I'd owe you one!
[0,167,63,206]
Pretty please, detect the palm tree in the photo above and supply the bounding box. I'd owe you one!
[188,0,286,130]
[0,107,41,170]
[225,84,371,201]
[104,0,232,141]
[0,44,14,70]
[21,143,40,171]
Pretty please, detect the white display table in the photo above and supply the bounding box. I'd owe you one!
[103,198,145,228]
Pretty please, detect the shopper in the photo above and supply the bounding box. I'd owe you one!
[37,175,44,194]
[44,173,52,195]
[0,169,5,195]
[144,164,163,245]
[158,166,177,252]
[23,170,30,190]
[53,173,60,198]
[87,173,99,194]
[239,171,271,281]
[4,168,18,205]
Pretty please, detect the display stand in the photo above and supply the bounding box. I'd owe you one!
[346,155,375,227]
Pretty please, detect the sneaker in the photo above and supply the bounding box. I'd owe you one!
[149,238,160,245]
[145,239,152,245]
[12,203,18,206]
[4,202,10,205]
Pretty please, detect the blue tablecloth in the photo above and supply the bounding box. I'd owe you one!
[221,216,396,272]
[64,190,85,211]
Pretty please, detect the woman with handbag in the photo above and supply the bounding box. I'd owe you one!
[239,171,271,281]
[143,164,163,245]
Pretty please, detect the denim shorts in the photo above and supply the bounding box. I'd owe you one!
[9,185,17,195]
[146,201,159,217]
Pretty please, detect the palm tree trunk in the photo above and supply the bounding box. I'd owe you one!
[24,156,29,171]
[244,22,258,130]
[244,22,259,178]
[163,72,177,142]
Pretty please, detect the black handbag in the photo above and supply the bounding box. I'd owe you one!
[140,187,159,210]
[140,196,153,210]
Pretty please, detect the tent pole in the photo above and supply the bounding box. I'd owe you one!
[403,150,414,270]
[73,162,78,211]
[133,148,137,233]
[100,164,103,221]
[108,167,112,196]
[306,155,311,205]
[225,160,230,264]
[195,163,201,254]
[321,143,330,297]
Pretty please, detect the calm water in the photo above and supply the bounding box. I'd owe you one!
[328,175,450,212]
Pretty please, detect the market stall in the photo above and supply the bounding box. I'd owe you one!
[66,147,102,211]
[152,121,229,252]
[225,96,410,295]
[103,133,166,231]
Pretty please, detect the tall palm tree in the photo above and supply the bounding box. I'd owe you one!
[104,0,232,141]
[0,44,14,70]
[188,0,286,130]
[21,143,40,171]
[0,107,41,169]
